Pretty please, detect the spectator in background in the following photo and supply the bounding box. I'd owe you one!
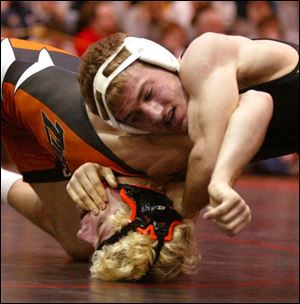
[209,1,237,34]
[157,21,189,58]
[1,1,37,39]
[170,1,194,31]
[30,2,72,34]
[276,1,299,44]
[74,1,119,56]
[246,1,275,27]
[191,3,227,39]
[25,2,77,54]
[256,14,284,40]
[123,1,172,42]
[171,1,236,43]
[232,1,274,38]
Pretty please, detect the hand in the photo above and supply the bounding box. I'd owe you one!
[66,163,118,215]
[203,182,251,236]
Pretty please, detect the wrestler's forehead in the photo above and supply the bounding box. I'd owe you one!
[121,67,149,104]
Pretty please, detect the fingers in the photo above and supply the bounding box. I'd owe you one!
[66,165,109,214]
[84,164,109,203]
[213,207,251,236]
[217,201,248,223]
[66,186,87,211]
[232,212,252,235]
[204,182,252,236]
[99,166,118,188]
[203,190,251,236]
[66,182,100,215]
[66,163,118,215]
[77,170,107,211]
[203,196,240,220]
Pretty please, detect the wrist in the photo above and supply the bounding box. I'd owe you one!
[1,168,22,205]
[208,178,231,195]
[210,171,234,188]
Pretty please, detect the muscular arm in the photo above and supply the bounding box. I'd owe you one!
[179,34,274,218]
[7,180,55,237]
[209,90,273,188]
[8,180,93,259]
[203,90,273,235]
[180,34,242,217]
[182,89,273,219]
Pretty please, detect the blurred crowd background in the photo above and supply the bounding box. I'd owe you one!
[1,1,299,176]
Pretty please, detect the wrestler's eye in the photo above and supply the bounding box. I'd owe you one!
[144,87,153,101]
[130,112,140,124]
[124,109,142,124]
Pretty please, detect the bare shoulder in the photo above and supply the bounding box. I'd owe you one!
[180,33,248,92]
[180,33,223,72]
[181,33,246,67]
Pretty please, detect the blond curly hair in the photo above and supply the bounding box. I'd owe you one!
[90,203,200,282]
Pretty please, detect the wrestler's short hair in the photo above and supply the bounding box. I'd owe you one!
[79,33,130,116]
[90,204,200,282]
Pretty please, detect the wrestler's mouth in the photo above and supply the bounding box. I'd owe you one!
[164,107,176,128]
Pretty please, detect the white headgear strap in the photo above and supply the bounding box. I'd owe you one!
[93,37,180,134]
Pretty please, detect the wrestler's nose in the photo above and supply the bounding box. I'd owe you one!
[141,101,164,121]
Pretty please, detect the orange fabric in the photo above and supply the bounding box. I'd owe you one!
[2,36,74,56]
[2,82,138,176]
[2,37,143,179]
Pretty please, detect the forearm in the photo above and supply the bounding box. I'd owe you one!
[7,180,55,237]
[181,66,241,218]
[181,145,214,218]
[210,90,273,187]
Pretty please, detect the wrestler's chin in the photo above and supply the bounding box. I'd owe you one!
[166,118,188,134]
[179,117,188,133]
[171,116,187,134]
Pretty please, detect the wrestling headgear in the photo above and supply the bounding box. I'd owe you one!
[93,37,180,134]
[96,184,183,268]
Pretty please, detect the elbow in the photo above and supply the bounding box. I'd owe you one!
[261,92,273,122]
[189,145,215,177]
[244,90,273,123]
[261,91,274,123]
[247,89,273,110]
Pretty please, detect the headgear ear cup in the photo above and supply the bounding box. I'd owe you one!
[96,184,183,275]
[93,36,180,134]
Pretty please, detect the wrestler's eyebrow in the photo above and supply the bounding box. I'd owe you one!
[137,81,146,101]
[124,81,147,123]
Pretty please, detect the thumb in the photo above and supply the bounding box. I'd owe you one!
[106,175,118,188]
[203,205,213,220]
[101,167,118,188]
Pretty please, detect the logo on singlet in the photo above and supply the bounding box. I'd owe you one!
[41,111,71,177]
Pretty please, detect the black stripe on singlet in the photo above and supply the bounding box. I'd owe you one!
[18,66,145,176]
[12,47,80,74]
[3,61,34,87]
